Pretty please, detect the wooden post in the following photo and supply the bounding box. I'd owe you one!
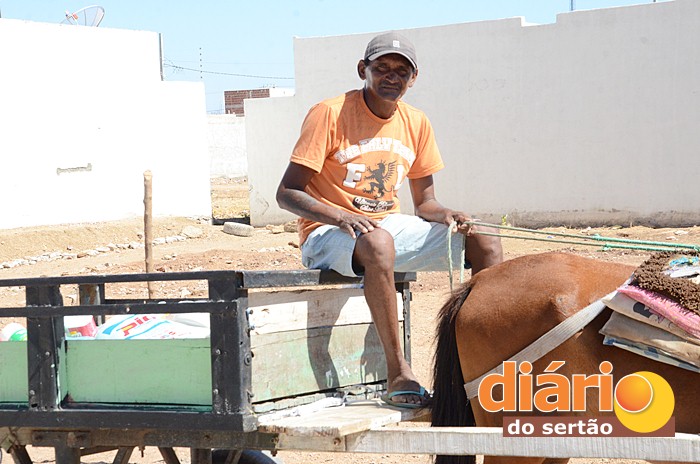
[143,170,154,298]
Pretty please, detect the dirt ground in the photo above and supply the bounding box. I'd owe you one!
[1,177,699,464]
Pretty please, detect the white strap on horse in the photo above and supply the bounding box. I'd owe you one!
[463,291,616,399]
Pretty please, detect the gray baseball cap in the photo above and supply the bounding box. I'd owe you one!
[364,32,417,70]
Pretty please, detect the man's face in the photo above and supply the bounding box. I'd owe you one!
[359,54,417,104]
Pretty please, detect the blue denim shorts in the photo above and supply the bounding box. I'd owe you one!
[300,213,465,277]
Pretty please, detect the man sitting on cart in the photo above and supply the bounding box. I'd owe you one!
[277,32,503,408]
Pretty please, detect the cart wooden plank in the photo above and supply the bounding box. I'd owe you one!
[251,323,401,402]
[258,398,428,437]
[65,339,211,405]
[248,288,403,334]
[276,425,700,461]
[0,342,27,402]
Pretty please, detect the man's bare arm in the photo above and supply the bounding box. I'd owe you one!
[276,162,379,239]
[409,175,475,234]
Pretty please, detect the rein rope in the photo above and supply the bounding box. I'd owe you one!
[464,221,700,253]
[445,220,697,292]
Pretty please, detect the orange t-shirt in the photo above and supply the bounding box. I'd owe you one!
[291,89,444,244]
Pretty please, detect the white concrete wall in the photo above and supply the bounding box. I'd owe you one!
[246,0,700,228]
[209,115,247,178]
[267,88,295,98]
[0,19,211,229]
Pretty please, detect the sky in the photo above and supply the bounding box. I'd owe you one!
[1,0,660,113]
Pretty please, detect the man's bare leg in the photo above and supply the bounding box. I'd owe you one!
[465,225,503,274]
[353,228,427,406]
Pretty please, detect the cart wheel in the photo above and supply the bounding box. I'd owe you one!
[211,449,282,464]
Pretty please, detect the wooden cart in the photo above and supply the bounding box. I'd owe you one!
[0,269,417,464]
[2,270,699,464]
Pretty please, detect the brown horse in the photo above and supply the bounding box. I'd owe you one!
[432,252,700,464]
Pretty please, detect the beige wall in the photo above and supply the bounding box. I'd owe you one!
[0,19,211,229]
[246,0,700,228]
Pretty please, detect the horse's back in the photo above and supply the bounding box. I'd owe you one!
[466,252,633,309]
[455,253,633,377]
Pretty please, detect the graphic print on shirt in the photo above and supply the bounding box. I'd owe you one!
[349,160,398,213]
[352,196,395,213]
[363,160,396,198]
[334,137,414,214]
